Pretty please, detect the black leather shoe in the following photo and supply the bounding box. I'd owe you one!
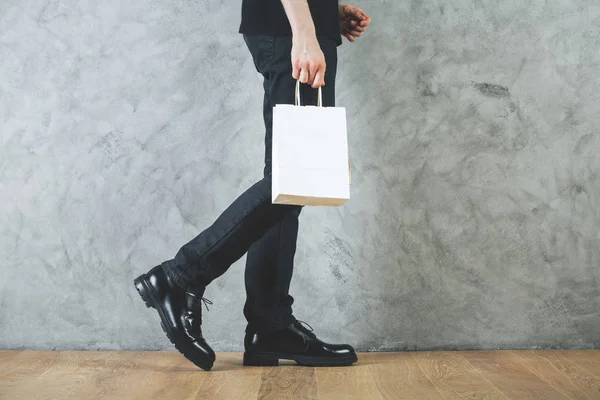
[243,321,358,367]
[134,265,215,371]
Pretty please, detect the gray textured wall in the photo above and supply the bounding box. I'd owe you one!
[1,0,599,352]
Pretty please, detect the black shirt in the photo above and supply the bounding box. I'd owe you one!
[239,0,341,46]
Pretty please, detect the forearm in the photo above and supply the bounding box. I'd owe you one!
[280,0,316,37]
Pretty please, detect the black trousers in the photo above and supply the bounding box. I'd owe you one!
[162,35,338,333]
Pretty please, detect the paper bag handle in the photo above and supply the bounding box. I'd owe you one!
[295,80,323,107]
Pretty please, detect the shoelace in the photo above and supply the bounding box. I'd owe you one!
[296,320,317,338]
[183,293,212,332]
[200,298,213,312]
[187,292,213,313]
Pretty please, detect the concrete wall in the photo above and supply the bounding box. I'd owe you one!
[1,0,599,351]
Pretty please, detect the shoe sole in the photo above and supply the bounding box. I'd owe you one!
[134,274,214,371]
[243,351,358,367]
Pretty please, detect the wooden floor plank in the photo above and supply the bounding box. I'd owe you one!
[96,351,207,400]
[2,351,599,400]
[0,350,25,371]
[0,350,68,399]
[363,352,444,400]
[562,351,600,380]
[0,350,55,381]
[257,363,318,400]
[192,353,261,400]
[512,350,600,400]
[0,351,207,400]
[412,351,506,400]
[462,350,570,400]
[315,355,381,400]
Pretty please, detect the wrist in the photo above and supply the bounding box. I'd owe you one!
[292,26,317,42]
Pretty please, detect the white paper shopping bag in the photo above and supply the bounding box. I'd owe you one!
[272,80,350,206]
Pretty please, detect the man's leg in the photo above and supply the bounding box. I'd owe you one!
[160,174,303,292]
[240,36,356,368]
[134,166,303,370]
[242,35,338,334]
[134,57,305,370]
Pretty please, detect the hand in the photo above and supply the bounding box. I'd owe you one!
[339,4,371,42]
[291,35,326,88]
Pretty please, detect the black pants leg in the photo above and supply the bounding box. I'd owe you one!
[161,35,338,334]
[243,35,338,333]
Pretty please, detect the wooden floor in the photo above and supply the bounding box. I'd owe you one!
[1,351,599,399]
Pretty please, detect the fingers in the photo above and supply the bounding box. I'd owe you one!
[340,7,370,43]
[313,70,325,88]
[350,30,362,38]
[307,61,318,86]
[355,8,370,23]
[341,25,360,41]
[349,20,366,32]
[298,61,310,84]
[297,61,326,87]
[299,67,309,84]
[292,61,301,80]
[346,6,371,28]
[309,61,326,87]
